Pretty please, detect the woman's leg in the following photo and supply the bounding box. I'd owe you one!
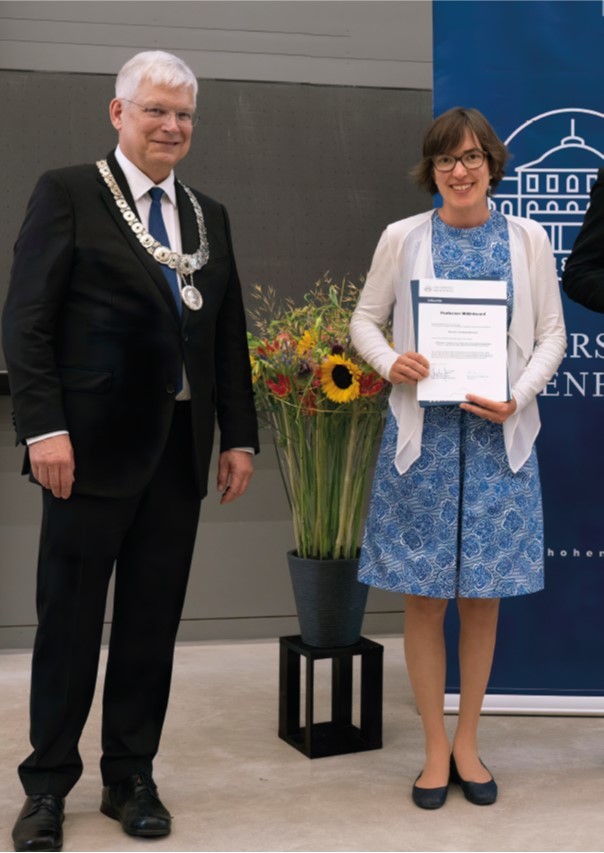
[453,597,500,782]
[404,594,450,787]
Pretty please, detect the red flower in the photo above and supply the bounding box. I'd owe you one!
[257,340,277,359]
[274,332,294,349]
[359,372,385,397]
[301,390,318,415]
[267,375,291,397]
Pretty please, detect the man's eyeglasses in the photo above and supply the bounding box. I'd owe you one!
[124,99,199,127]
[432,149,487,172]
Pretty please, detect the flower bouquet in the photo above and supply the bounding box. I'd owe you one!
[248,275,390,561]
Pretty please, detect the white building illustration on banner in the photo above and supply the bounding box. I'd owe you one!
[492,108,604,277]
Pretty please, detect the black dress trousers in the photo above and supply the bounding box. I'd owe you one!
[19,403,202,796]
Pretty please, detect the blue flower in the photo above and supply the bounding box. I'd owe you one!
[416,448,436,471]
[448,265,470,279]
[399,479,415,498]
[492,243,509,263]
[474,519,497,544]
[434,435,456,457]
[524,540,542,563]
[464,482,481,503]
[468,230,488,248]
[440,500,457,525]
[402,529,422,551]
[470,564,493,589]
[484,496,502,517]
[414,556,432,580]
[419,486,439,509]
[415,514,435,538]
[503,509,525,534]
[437,524,453,543]
[463,536,481,558]
[495,557,514,576]
[464,252,485,275]
[372,494,389,519]
[482,543,499,563]
[435,549,454,569]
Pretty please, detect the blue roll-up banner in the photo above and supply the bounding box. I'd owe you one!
[434,0,604,713]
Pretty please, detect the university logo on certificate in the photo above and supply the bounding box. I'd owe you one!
[411,278,509,406]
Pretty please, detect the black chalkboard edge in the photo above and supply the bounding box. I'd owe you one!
[0,371,9,395]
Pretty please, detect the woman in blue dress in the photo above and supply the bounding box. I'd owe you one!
[350,108,566,809]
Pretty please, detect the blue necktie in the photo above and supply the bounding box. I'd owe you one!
[148,187,182,317]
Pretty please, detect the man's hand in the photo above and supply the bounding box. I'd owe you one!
[388,352,430,385]
[217,450,254,504]
[28,434,75,499]
[460,395,518,424]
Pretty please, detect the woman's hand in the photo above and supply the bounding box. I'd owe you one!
[388,352,430,385]
[460,395,518,424]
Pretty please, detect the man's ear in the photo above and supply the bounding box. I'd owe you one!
[109,98,123,132]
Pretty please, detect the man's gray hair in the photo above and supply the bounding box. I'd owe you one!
[116,51,198,101]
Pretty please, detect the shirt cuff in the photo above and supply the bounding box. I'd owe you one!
[26,430,69,446]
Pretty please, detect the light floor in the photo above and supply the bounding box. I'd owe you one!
[1,637,603,853]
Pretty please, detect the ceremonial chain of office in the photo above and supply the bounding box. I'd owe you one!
[97,159,210,310]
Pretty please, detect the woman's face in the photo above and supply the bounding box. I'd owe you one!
[432,129,491,227]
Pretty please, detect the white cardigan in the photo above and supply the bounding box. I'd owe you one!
[350,210,567,474]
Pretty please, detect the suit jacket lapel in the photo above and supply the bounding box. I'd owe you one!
[175,180,198,257]
[98,151,181,324]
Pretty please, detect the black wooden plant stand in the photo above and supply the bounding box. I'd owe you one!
[278,634,383,758]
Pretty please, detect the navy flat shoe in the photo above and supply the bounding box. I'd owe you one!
[411,773,449,810]
[450,755,497,805]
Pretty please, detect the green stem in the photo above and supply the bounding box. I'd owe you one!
[280,404,304,554]
[334,406,359,559]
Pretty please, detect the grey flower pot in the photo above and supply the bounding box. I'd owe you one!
[287,550,369,647]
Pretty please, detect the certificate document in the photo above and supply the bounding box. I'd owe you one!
[411,278,509,406]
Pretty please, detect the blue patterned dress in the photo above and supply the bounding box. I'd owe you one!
[358,210,544,599]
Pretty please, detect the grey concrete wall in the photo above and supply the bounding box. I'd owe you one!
[0,0,433,647]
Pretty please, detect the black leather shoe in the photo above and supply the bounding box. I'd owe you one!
[450,755,498,805]
[411,773,449,810]
[12,794,65,852]
[100,772,171,837]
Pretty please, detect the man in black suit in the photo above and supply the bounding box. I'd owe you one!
[3,50,259,851]
[563,169,604,309]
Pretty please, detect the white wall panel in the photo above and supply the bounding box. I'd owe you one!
[0,0,433,89]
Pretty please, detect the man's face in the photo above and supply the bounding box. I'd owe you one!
[110,79,196,182]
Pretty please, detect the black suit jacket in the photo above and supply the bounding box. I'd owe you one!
[563,167,604,312]
[2,151,259,499]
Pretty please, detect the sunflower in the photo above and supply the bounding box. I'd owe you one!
[320,354,361,404]
[249,354,260,384]
[296,330,317,357]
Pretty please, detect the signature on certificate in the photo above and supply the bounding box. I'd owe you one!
[431,366,456,381]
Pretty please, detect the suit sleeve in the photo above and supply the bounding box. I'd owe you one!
[214,204,259,454]
[562,169,604,312]
[2,171,73,443]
